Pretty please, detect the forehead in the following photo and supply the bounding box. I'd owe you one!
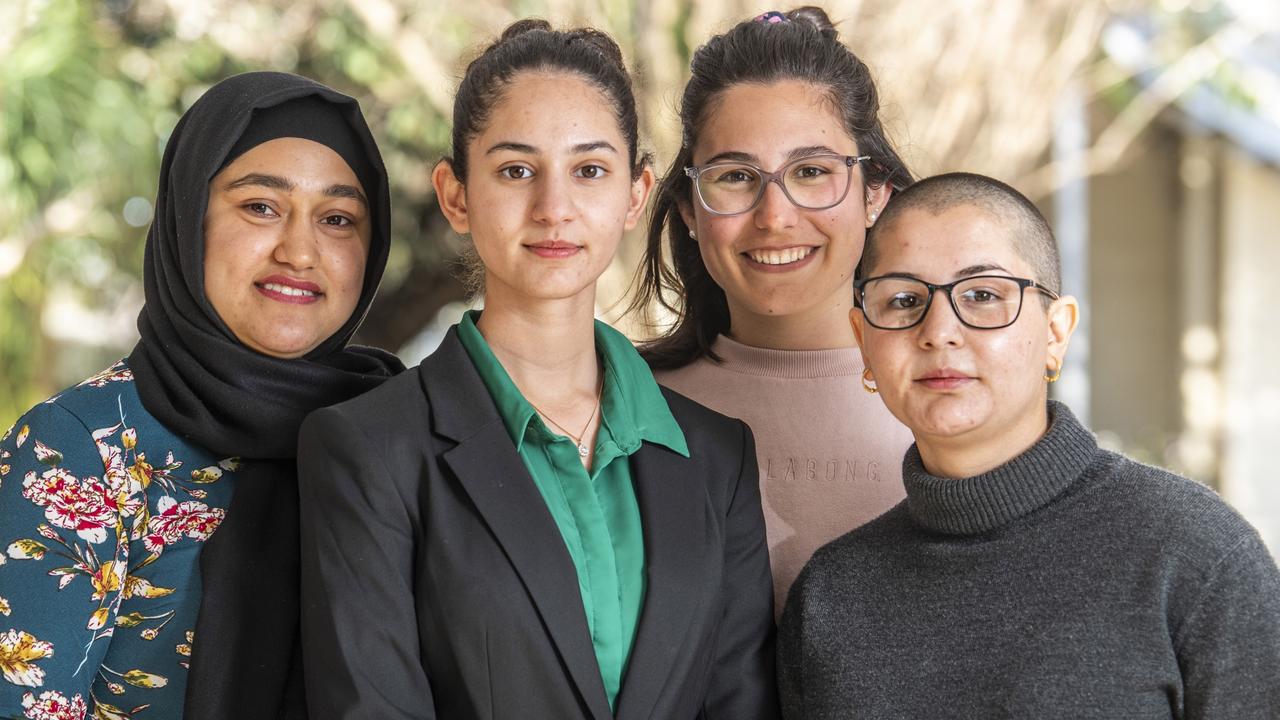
[477,70,625,148]
[216,137,359,188]
[694,79,855,163]
[871,204,1032,279]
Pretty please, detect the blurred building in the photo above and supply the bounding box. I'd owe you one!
[1044,13,1280,551]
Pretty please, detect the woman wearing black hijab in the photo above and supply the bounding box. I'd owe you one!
[0,71,401,719]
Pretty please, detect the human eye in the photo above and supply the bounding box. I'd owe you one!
[790,163,832,180]
[499,165,534,180]
[886,291,923,310]
[708,165,758,186]
[573,164,609,180]
[320,213,355,228]
[957,279,1012,304]
[243,201,278,218]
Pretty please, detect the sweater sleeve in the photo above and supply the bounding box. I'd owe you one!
[1174,530,1280,719]
[0,402,122,718]
[776,561,809,720]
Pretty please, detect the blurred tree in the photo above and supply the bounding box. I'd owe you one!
[2,0,1266,426]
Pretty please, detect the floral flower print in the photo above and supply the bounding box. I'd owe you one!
[1,361,238,717]
[20,690,87,720]
[0,630,54,688]
[21,469,116,545]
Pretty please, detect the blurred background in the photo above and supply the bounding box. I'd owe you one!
[1,0,1277,550]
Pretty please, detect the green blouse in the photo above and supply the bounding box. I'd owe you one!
[456,310,688,709]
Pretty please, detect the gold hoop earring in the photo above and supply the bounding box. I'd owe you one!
[862,367,878,394]
[1044,360,1062,383]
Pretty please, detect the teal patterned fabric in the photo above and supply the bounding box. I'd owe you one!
[0,360,237,720]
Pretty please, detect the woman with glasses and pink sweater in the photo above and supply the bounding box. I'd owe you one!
[634,6,914,614]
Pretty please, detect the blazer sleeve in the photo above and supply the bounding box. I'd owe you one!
[702,420,782,720]
[297,405,435,719]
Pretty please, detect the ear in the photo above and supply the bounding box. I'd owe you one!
[431,159,470,235]
[624,165,657,231]
[676,195,697,239]
[865,182,892,228]
[849,306,873,370]
[1045,294,1080,376]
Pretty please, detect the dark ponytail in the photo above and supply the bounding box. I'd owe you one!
[634,6,913,369]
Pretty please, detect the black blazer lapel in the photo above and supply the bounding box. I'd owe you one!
[425,332,613,720]
[615,441,712,720]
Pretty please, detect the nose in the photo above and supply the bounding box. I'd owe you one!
[752,178,798,231]
[272,213,319,270]
[531,174,576,226]
[916,288,965,349]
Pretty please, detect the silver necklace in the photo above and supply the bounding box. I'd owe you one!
[528,376,603,458]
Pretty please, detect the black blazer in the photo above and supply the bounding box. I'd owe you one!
[297,330,779,720]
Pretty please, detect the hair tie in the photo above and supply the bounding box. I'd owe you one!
[753,10,788,24]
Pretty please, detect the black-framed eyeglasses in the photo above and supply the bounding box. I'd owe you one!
[853,274,1060,330]
[684,154,872,216]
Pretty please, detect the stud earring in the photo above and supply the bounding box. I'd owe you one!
[868,211,879,223]
[688,229,697,240]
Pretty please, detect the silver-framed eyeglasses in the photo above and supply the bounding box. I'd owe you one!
[854,274,1060,330]
[684,154,872,216]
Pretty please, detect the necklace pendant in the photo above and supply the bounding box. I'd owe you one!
[577,442,589,457]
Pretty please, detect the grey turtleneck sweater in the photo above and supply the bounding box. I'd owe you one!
[778,402,1280,719]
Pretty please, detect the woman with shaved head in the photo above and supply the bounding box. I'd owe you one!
[778,172,1280,719]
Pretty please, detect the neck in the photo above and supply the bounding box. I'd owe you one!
[914,400,1051,479]
[475,281,600,398]
[726,291,856,350]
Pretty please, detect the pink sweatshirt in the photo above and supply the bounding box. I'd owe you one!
[655,334,913,616]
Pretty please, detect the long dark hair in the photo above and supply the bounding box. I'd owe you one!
[634,6,913,369]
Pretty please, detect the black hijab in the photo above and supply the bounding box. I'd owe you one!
[127,71,404,719]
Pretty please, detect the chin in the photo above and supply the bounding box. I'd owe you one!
[904,397,989,440]
[243,329,326,359]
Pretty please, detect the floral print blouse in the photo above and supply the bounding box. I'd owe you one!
[0,360,237,720]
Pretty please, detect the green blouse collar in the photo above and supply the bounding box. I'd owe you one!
[456,309,688,458]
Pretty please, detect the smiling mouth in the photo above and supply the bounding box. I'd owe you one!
[259,282,319,298]
[744,247,816,266]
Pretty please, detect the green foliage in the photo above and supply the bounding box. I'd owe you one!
[0,0,460,425]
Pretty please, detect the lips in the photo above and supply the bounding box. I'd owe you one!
[741,245,819,270]
[526,240,582,258]
[915,368,975,390]
[255,275,322,304]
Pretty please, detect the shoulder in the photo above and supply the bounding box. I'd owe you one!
[810,503,914,568]
[299,366,430,450]
[659,385,750,453]
[785,503,913,604]
[4,361,152,451]
[1088,451,1258,564]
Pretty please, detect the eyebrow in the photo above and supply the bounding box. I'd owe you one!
[325,184,369,207]
[485,140,619,155]
[223,174,367,207]
[225,173,294,192]
[702,145,842,166]
[954,263,1010,278]
[870,264,1012,282]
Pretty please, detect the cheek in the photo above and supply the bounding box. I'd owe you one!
[326,241,369,309]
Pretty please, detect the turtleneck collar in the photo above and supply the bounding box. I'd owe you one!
[708,334,862,379]
[902,401,1099,535]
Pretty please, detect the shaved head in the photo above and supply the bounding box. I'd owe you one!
[860,172,1061,298]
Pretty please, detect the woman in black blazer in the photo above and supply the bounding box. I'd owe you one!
[297,19,779,720]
